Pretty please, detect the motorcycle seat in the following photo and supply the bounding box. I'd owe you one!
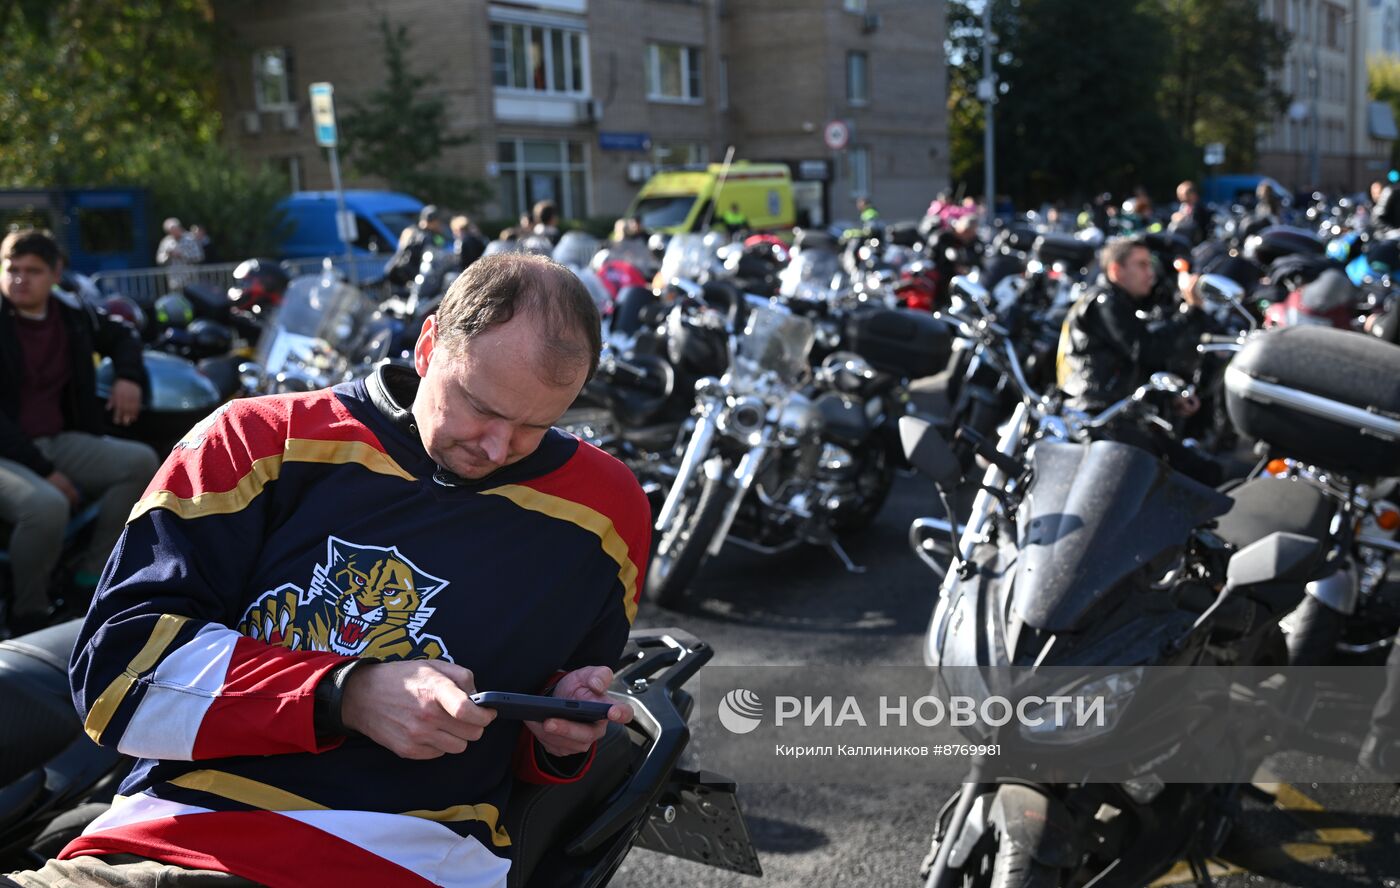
[1214,477,1332,558]
[504,722,642,888]
[0,619,86,786]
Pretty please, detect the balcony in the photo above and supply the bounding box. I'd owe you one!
[494,90,599,126]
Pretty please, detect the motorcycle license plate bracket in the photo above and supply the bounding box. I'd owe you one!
[631,767,763,876]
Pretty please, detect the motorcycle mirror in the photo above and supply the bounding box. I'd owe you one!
[1147,372,1188,395]
[898,415,962,491]
[1225,532,1322,589]
[1196,273,1246,306]
[236,361,264,397]
[950,275,990,307]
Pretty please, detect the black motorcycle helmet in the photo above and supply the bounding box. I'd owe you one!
[227,259,290,312]
[186,319,234,358]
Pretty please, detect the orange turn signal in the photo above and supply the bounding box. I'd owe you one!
[1265,459,1290,476]
[1378,510,1400,533]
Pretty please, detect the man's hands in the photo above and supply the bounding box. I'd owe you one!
[525,666,633,758]
[337,660,632,762]
[45,470,80,508]
[107,379,142,426]
[339,660,496,760]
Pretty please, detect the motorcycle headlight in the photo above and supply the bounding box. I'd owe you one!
[1017,667,1143,746]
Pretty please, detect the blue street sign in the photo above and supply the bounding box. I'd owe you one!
[598,131,652,152]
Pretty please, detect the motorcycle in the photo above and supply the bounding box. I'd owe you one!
[0,622,761,887]
[906,279,1399,888]
[645,280,949,606]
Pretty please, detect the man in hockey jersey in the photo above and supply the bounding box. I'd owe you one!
[5,254,651,888]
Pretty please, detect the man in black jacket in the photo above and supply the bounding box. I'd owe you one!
[1057,236,1205,411]
[1055,237,1222,485]
[0,230,158,633]
[386,205,450,287]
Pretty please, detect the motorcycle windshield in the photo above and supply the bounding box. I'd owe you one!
[778,248,841,300]
[735,304,814,385]
[658,233,724,284]
[256,274,374,381]
[1013,440,1232,632]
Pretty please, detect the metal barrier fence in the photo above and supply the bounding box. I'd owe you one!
[91,256,389,306]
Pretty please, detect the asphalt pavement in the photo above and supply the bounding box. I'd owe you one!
[609,380,1400,888]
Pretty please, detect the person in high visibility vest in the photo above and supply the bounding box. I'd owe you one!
[720,202,748,236]
[856,196,880,224]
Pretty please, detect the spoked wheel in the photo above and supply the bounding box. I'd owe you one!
[644,473,733,609]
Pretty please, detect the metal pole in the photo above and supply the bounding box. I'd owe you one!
[1309,1,1321,191]
[326,144,359,286]
[982,0,996,221]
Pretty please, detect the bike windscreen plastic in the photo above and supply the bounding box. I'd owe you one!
[1013,440,1232,632]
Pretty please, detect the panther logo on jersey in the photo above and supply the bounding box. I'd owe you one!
[238,537,450,661]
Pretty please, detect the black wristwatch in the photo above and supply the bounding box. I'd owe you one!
[314,658,375,740]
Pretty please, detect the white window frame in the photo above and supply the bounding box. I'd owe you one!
[646,43,703,104]
[496,138,590,221]
[847,51,869,106]
[252,47,292,111]
[489,16,590,97]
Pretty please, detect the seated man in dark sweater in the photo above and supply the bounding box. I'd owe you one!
[0,229,158,635]
[4,253,649,888]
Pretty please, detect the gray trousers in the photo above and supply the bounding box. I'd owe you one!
[0,432,159,616]
[3,854,258,887]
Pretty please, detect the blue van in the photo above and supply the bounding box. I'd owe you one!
[276,190,424,281]
[1200,175,1290,209]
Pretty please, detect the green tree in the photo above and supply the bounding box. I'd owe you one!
[993,0,1187,203]
[944,0,1021,197]
[1157,0,1289,174]
[0,0,220,187]
[137,143,292,259]
[340,18,491,211]
[1371,57,1400,170]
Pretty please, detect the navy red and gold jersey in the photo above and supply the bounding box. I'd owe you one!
[63,369,650,888]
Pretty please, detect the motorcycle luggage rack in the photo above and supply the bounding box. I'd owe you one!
[566,628,711,856]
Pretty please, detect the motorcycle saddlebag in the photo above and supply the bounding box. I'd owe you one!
[1225,325,1400,478]
[843,307,951,379]
[1032,233,1096,273]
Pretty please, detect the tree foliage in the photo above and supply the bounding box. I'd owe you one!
[0,0,220,187]
[340,18,492,211]
[1157,0,1289,173]
[0,0,292,257]
[1371,57,1400,170]
[946,0,1290,204]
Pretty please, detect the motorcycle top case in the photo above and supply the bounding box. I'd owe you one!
[1032,232,1096,272]
[1225,325,1400,478]
[843,307,951,379]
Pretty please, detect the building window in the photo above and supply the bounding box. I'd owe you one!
[847,51,869,106]
[849,146,870,197]
[843,0,867,11]
[718,55,729,111]
[647,43,703,102]
[490,21,587,94]
[280,155,302,192]
[253,48,292,110]
[496,139,589,221]
[652,140,707,167]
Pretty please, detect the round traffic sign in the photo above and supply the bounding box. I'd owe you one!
[823,120,850,151]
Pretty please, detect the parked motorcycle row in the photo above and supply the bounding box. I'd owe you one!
[7,189,1400,885]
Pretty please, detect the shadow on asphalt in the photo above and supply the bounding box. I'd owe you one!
[742,814,830,855]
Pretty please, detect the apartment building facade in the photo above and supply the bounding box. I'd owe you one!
[1255,0,1395,192]
[212,0,948,227]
